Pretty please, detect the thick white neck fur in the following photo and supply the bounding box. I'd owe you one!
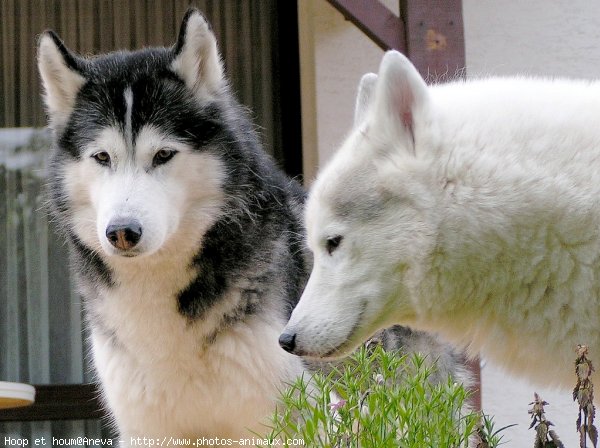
[407,86,600,386]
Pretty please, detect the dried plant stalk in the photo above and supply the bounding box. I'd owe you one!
[574,345,597,448]
[528,392,565,448]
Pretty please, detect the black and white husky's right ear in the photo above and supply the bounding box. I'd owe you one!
[354,73,378,127]
[171,9,224,97]
[37,31,86,130]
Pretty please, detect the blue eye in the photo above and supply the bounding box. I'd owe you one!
[92,151,111,167]
[326,235,343,255]
[153,149,177,167]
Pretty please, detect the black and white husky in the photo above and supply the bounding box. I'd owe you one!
[38,8,465,440]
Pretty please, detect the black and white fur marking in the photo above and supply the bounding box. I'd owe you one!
[39,9,308,439]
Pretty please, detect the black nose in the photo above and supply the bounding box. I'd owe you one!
[106,220,142,251]
[278,332,296,353]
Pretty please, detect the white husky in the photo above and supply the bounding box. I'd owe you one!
[281,50,600,389]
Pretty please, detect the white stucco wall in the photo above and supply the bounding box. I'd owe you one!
[300,1,600,446]
[464,0,600,80]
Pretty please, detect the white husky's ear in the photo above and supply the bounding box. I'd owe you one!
[37,31,86,129]
[171,9,224,97]
[373,51,430,153]
[354,73,377,127]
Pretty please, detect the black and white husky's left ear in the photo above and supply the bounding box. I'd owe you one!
[37,31,86,130]
[172,9,224,97]
[354,73,378,127]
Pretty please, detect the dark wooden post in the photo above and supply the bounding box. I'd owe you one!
[400,0,466,82]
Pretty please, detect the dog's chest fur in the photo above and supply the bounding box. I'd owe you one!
[86,254,304,438]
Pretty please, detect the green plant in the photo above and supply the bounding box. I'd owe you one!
[476,412,515,447]
[265,345,487,447]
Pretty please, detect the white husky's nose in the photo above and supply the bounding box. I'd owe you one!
[105,219,143,251]
[278,331,297,353]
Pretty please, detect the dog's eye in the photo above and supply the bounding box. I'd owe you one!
[153,149,177,167]
[326,235,343,255]
[92,151,111,167]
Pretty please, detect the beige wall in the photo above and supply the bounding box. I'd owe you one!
[298,0,398,182]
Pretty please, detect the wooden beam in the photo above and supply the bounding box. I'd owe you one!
[0,384,106,422]
[400,0,466,81]
[326,0,406,52]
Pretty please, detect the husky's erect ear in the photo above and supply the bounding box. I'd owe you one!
[354,73,377,127]
[372,51,430,153]
[37,31,86,129]
[171,9,224,97]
